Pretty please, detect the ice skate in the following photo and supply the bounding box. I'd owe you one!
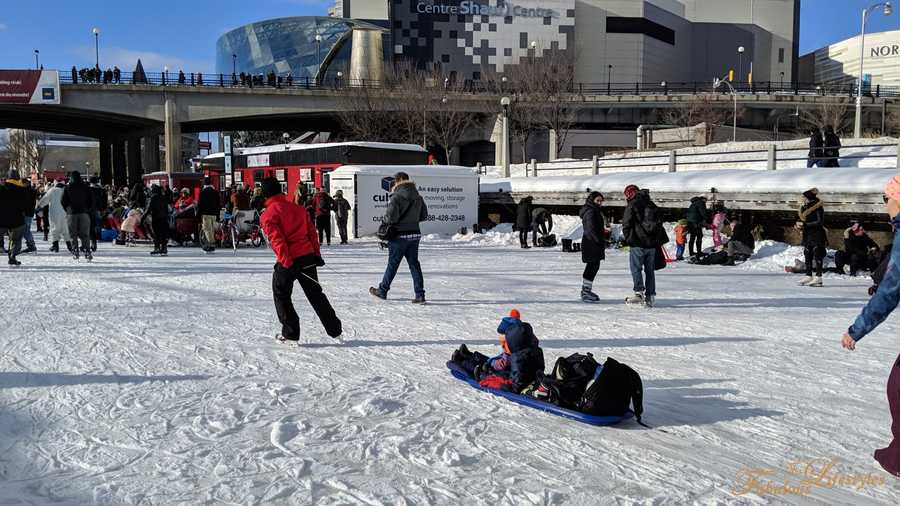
[625,292,645,305]
[798,276,815,286]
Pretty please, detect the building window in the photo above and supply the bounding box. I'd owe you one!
[778,48,785,63]
[449,30,458,39]
[606,17,675,46]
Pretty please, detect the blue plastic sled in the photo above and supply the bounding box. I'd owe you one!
[446,361,634,426]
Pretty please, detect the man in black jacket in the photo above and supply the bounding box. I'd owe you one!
[61,171,94,261]
[89,176,108,252]
[516,196,533,249]
[21,178,39,254]
[197,177,220,253]
[0,170,30,266]
[143,185,170,256]
[622,185,666,307]
[333,190,352,245]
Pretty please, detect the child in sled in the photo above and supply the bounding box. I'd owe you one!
[450,309,545,393]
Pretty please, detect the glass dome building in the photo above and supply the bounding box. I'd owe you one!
[216,16,383,81]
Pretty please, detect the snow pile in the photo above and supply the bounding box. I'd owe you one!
[451,215,582,247]
[744,240,806,271]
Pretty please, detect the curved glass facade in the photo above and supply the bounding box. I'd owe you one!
[216,16,352,79]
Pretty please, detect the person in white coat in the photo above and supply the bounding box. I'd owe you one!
[36,181,71,252]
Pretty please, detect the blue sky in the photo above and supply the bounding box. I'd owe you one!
[0,1,897,73]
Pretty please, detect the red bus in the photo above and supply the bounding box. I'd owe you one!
[193,142,428,194]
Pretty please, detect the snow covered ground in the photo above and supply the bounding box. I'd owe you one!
[2,232,900,505]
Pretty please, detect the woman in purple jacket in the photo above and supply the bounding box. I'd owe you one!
[843,173,900,476]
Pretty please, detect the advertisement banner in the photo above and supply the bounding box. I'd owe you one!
[247,154,270,168]
[353,173,478,238]
[0,70,60,104]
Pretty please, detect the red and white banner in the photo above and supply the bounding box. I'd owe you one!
[0,70,61,105]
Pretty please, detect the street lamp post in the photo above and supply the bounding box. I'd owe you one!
[530,41,537,65]
[607,64,612,95]
[780,71,785,89]
[737,46,745,85]
[34,50,39,69]
[92,28,100,69]
[232,53,237,76]
[714,77,738,142]
[773,108,800,141]
[500,96,511,177]
[315,33,323,84]
[500,75,507,93]
[855,2,893,138]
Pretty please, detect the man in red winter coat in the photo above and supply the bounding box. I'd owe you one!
[311,187,334,246]
[259,178,342,341]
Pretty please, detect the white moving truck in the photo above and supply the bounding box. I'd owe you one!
[329,165,480,239]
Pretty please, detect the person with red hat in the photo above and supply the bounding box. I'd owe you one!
[259,177,342,342]
[841,173,900,476]
[622,185,667,307]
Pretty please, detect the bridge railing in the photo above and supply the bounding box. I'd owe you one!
[58,70,900,99]
[480,141,900,177]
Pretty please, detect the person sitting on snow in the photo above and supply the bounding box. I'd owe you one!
[725,213,756,265]
[451,309,545,393]
[836,221,880,277]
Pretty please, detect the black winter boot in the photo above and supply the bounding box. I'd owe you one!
[50,241,60,252]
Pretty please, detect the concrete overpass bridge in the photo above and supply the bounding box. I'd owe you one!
[2,75,898,185]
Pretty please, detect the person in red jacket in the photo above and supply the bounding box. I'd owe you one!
[311,187,334,246]
[259,178,342,342]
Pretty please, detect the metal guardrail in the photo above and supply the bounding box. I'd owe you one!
[480,142,900,175]
[58,70,900,99]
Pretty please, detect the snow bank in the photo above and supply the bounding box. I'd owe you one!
[482,167,898,196]
[450,215,582,247]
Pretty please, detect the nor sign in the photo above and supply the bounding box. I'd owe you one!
[0,70,60,104]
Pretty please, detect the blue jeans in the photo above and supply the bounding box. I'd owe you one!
[675,243,685,259]
[22,216,35,248]
[379,237,425,298]
[629,247,656,297]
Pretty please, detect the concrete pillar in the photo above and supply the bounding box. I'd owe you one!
[99,138,113,185]
[767,144,777,170]
[112,139,127,188]
[501,112,510,178]
[668,151,677,173]
[164,95,182,173]
[530,159,537,177]
[592,155,599,175]
[548,129,558,161]
[142,135,160,173]
[127,137,143,185]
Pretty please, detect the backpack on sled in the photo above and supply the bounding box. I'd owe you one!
[580,357,645,426]
[524,353,598,409]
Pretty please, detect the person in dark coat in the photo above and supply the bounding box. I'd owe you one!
[515,196,533,249]
[311,187,334,246]
[333,190,352,245]
[823,125,842,167]
[142,185,170,256]
[797,188,827,286]
[685,196,709,258]
[21,179,39,254]
[807,128,824,168]
[129,182,147,209]
[0,170,29,266]
[725,213,755,264]
[836,221,880,276]
[61,171,94,260]
[369,172,428,303]
[579,191,606,302]
[531,207,553,247]
[841,173,900,477]
[89,176,108,252]
[259,177,342,341]
[197,177,221,253]
[622,185,666,307]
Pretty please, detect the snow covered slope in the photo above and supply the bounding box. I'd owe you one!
[1,239,899,504]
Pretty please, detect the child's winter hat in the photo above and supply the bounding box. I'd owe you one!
[802,187,819,200]
[886,174,900,202]
[497,309,521,334]
[677,219,689,226]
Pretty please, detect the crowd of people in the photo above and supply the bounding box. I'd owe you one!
[71,65,122,85]
[807,126,842,168]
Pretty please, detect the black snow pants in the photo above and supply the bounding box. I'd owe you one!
[688,223,703,257]
[316,215,331,245]
[272,261,341,340]
[804,245,826,277]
